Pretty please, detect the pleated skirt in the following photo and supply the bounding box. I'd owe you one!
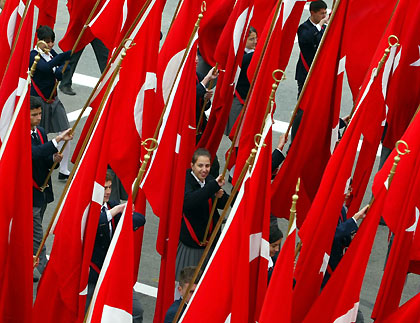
[39,97,70,134]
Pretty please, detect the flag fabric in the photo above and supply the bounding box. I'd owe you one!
[140,34,198,323]
[88,0,148,51]
[85,195,134,322]
[249,0,277,36]
[378,292,420,323]
[301,186,385,323]
[233,0,306,185]
[259,217,296,323]
[0,0,27,80]
[197,0,236,67]
[34,0,58,30]
[181,114,272,323]
[196,0,254,158]
[0,6,34,320]
[342,0,399,100]
[71,0,159,164]
[103,0,163,191]
[33,97,112,323]
[346,0,420,218]
[290,3,405,317]
[59,0,105,52]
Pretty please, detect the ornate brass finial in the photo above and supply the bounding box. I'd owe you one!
[254,133,266,148]
[141,138,158,153]
[272,69,286,83]
[201,1,206,13]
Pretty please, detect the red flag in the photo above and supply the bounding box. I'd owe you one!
[88,0,148,51]
[59,0,105,52]
[33,99,111,323]
[85,196,134,322]
[0,0,28,80]
[197,0,254,157]
[104,0,163,191]
[140,36,198,323]
[0,7,34,320]
[301,187,385,323]
[234,0,306,185]
[271,0,352,227]
[197,0,236,66]
[378,292,420,323]
[181,116,272,323]
[291,14,402,319]
[34,0,58,29]
[249,0,277,36]
[259,218,296,323]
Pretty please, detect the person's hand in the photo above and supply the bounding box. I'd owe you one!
[53,153,63,163]
[215,189,224,198]
[204,90,214,100]
[202,67,219,86]
[56,128,73,142]
[216,174,225,187]
[319,15,329,27]
[342,115,351,125]
[33,256,39,268]
[110,203,126,218]
[353,205,369,221]
[277,133,286,150]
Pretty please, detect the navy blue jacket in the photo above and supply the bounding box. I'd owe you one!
[295,19,325,83]
[32,126,57,207]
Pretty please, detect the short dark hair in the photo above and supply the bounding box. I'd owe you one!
[36,25,55,42]
[249,26,257,36]
[191,148,211,164]
[179,266,201,287]
[105,170,114,183]
[269,224,283,244]
[309,0,327,13]
[30,96,43,110]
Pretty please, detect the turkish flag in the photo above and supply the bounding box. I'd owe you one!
[59,0,105,52]
[378,292,420,323]
[197,0,236,66]
[197,0,254,158]
[0,6,34,321]
[34,0,58,30]
[249,0,276,36]
[0,0,30,80]
[33,98,111,323]
[140,36,198,323]
[181,115,272,323]
[88,0,148,51]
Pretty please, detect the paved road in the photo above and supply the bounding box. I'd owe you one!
[33,0,420,322]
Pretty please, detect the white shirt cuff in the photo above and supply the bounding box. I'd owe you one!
[105,208,113,222]
[52,138,58,148]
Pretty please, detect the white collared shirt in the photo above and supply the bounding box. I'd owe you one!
[191,171,205,188]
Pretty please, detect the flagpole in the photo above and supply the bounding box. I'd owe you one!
[2,0,33,85]
[33,43,130,266]
[132,3,206,201]
[38,0,153,192]
[201,69,285,244]
[45,0,103,101]
[287,178,300,235]
[283,0,342,142]
[196,62,218,135]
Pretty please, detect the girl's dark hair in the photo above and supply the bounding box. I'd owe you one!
[191,148,211,164]
[249,26,257,36]
[36,25,55,42]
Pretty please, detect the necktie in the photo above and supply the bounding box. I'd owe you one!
[32,131,39,144]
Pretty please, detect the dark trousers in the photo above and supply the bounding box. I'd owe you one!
[60,38,109,88]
